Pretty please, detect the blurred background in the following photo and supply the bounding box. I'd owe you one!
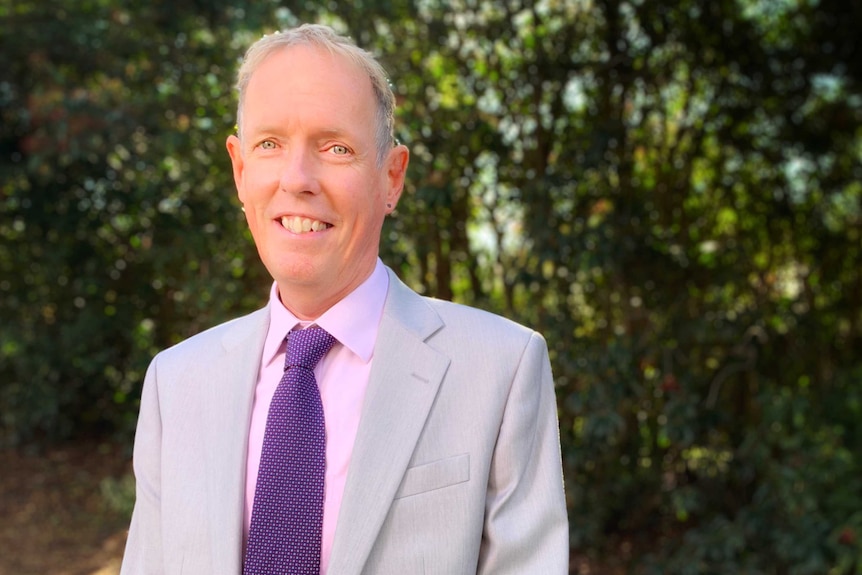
[1,0,860,573]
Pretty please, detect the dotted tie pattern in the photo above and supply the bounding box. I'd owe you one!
[243,327,337,575]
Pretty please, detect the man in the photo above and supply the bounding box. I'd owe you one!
[121,23,568,575]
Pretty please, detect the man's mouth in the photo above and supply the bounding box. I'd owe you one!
[280,216,332,234]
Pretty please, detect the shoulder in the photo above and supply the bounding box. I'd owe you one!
[422,296,546,361]
[384,266,543,354]
[153,307,269,366]
[425,297,532,337]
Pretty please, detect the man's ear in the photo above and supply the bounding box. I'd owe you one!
[384,144,409,213]
[226,134,246,202]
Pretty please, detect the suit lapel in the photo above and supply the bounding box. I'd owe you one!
[201,308,270,571]
[192,273,448,573]
[326,270,450,575]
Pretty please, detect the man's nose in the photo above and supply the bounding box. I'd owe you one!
[278,146,319,195]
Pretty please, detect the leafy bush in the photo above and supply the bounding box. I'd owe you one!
[2,1,859,573]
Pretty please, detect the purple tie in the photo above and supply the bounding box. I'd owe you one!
[244,327,336,575]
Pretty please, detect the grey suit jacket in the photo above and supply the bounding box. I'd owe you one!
[121,267,569,574]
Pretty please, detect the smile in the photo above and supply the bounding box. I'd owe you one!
[280,215,332,234]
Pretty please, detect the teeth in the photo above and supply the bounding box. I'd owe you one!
[281,216,329,234]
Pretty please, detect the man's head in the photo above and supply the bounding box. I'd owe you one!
[226,24,409,320]
[235,24,396,167]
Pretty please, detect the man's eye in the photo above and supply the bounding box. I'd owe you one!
[259,140,276,150]
[329,145,349,155]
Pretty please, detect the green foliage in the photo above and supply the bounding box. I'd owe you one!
[2,0,860,572]
[0,0,272,443]
[100,472,136,520]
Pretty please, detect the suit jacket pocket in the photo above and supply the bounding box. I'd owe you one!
[394,453,470,499]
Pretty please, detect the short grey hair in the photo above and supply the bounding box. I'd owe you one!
[235,24,396,166]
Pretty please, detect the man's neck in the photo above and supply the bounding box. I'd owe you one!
[276,265,378,321]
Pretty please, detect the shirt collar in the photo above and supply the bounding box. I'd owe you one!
[262,259,390,368]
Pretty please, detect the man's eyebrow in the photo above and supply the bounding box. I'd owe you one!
[315,128,352,139]
[241,125,279,140]
[246,126,351,138]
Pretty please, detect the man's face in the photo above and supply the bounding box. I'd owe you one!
[227,45,408,318]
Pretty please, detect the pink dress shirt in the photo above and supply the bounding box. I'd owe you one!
[244,260,389,574]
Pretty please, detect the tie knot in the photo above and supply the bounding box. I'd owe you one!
[285,327,337,371]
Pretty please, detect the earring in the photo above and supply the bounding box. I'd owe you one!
[386,203,392,209]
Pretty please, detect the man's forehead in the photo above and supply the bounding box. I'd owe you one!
[237,43,379,142]
[254,44,365,82]
[243,47,372,108]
